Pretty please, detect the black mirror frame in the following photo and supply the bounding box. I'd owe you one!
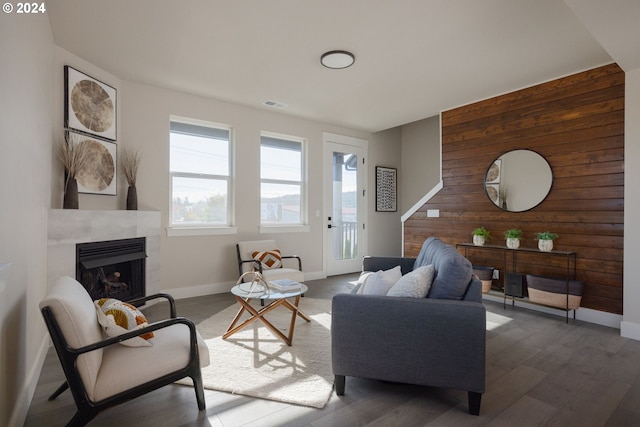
[484,149,553,213]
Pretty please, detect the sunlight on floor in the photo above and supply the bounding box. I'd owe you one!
[486,310,514,331]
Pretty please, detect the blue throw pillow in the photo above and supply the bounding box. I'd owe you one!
[414,237,472,300]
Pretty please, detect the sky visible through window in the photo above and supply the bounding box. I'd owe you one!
[170,132,358,205]
[170,133,228,203]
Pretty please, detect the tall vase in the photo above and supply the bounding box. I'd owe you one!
[126,185,138,210]
[63,177,79,209]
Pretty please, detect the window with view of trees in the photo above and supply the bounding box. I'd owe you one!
[170,119,232,227]
[260,133,305,225]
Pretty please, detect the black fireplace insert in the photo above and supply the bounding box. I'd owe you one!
[76,237,146,301]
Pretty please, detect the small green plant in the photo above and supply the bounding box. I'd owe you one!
[472,227,491,239]
[536,231,558,241]
[504,229,522,239]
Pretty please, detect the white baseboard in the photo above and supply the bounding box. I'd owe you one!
[621,321,640,341]
[302,271,326,281]
[164,271,326,300]
[482,293,623,330]
[10,335,50,427]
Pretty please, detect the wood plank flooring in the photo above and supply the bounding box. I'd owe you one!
[25,274,640,426]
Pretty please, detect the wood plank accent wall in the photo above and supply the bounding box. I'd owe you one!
[404,64,624,314]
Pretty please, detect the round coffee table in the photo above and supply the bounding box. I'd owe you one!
[223,283,310,346]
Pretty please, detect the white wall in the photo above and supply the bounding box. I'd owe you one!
[0,11,54,427]
[368,127,404,256]
[52,46,123,210]
[400,116,441,214]
[622,68,640,339]
[120,80,402,293]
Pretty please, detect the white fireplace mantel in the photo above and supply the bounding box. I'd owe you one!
[47,209,161,296]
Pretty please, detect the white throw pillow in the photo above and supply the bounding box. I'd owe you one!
[355,271,376,294]
[358,265,402,296]
[387,265,436,298]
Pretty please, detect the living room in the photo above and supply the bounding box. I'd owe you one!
[2,1,640,426]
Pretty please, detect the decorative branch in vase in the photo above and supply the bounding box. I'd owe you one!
[57,132,89,209]
[120,147,141,210]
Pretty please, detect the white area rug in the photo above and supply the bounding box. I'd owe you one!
[179,297,334,409]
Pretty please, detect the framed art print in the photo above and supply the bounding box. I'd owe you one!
[68,131,117,195]
[376,166,397,212]
[486,183,500,206]
[65,66,117,141]
[485,159,501,184]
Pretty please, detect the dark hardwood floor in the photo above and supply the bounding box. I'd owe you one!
[25,274,640,426]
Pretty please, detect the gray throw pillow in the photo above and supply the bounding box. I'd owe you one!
[387,265,435,298]
[357,266,402,296]
[413,238,472,300]
[427,245,473,299]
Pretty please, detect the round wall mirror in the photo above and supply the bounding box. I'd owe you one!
[484,149,553,212]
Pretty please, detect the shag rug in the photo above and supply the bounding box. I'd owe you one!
[179,297,334,409]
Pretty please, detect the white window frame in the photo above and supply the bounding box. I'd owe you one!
[259,131,309,233]
[167,116,236,237]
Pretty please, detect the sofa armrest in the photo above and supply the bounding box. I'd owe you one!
[331,293,486,393]
[363,256,416,275]
[463,278,483,302]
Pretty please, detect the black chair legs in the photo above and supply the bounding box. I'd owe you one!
[48,381,69,401]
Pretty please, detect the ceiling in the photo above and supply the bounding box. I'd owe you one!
[46,0,638,133]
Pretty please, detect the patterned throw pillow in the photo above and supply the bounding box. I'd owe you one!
[94,298,154,347]
[252,249,283,270]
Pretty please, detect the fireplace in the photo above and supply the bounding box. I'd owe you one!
[76,237,146,301]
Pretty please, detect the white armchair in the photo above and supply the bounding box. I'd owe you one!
[236,239,304,283]
[39,276,209,426]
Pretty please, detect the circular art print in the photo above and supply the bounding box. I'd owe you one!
[70,80,114,133]
[65,66,117,141]
[74,135,117,195]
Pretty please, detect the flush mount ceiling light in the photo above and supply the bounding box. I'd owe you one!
[321,50,355,69]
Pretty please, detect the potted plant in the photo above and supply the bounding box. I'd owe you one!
[472,227,491,246]
[536,231,558,252]
[504,229,522,249]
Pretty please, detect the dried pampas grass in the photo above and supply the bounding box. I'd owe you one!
[120,147,141,186]
[58,132,90,187]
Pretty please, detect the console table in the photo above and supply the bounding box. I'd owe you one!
[456,243,577,322]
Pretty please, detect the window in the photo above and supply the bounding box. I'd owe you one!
[260,133,305,226]
[169,119,233,229]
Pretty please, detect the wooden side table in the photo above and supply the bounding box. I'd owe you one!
[223,283,310,345]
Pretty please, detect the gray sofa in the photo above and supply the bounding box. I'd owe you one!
[331,237,486,415]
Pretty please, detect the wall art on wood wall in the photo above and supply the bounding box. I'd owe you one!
[65,66,117,141]
[376,166,397,212]
[68,131,117,195]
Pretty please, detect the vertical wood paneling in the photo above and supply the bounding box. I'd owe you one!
[405,64,624,314]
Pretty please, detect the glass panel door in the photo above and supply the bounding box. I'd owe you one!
[324,135,367,275]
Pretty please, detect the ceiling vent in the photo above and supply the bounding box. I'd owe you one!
[263,100,287,109]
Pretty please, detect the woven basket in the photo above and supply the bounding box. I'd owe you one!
[526,274,583,310]
[481,280,492,294]
[473,266,494,294]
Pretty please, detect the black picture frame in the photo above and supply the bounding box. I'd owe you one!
[67,130,117,196]
[375,166,397,212]
[64,66,117,141]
